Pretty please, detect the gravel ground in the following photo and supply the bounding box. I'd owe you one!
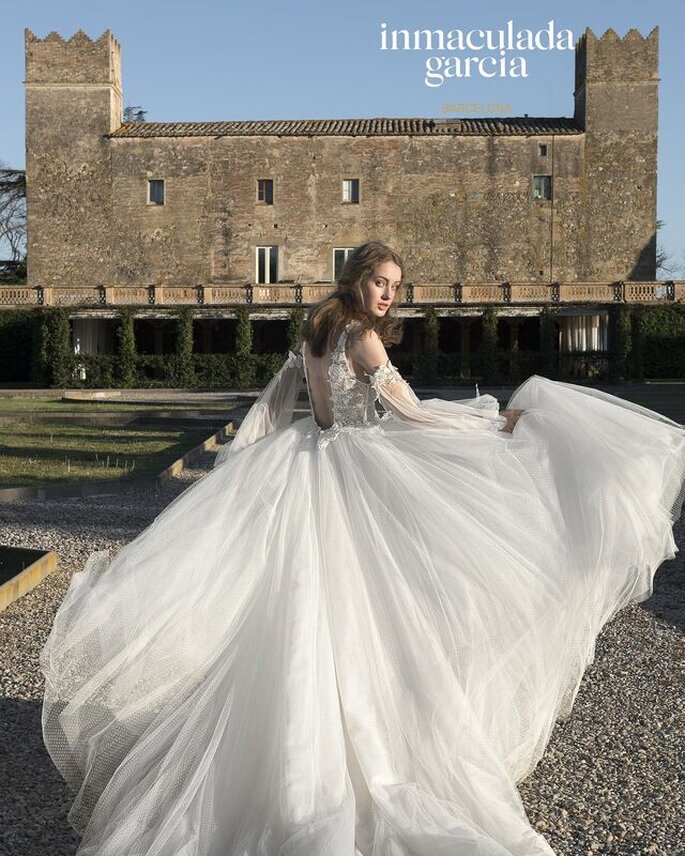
[0,447,683,856]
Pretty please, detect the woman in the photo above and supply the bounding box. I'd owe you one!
[40,241,684,856]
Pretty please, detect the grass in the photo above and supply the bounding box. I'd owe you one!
[1,384,682,489]
[0,421,222,487]
[0,397,235,414]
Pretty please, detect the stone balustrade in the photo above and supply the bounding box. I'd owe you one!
[0,281,683,309]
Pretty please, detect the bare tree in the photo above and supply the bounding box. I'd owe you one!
[123,105,148,122]
[0,162,26,280]
[655,219,684,278]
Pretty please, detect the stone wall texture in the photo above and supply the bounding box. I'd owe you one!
[24,26,659,289]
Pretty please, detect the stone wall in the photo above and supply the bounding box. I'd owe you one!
[25,29,122,286]
[574,27,659,279]
[104,133,585,286]
[24,26,659,290]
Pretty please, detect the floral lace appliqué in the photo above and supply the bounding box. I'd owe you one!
[305,322,387,450]
[306,422,384,450]
[368,361,403,392]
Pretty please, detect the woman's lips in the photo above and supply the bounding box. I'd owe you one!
[378,303,389,310]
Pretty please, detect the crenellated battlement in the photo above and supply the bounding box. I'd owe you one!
[25,28,121,49]
[25,27,122,89]
[575,25,658,90]
[576,25,658,49]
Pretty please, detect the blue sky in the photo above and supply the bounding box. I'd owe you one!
[2,0,684,276]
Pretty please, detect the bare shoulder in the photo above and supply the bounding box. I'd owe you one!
[347,323,382,348]
[347,325,388,372]
[348,326,381,344]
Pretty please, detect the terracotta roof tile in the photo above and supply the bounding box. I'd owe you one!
[108,116,582,138]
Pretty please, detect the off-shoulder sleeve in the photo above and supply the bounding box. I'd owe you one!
[214,350,305,465]
[367,360,508,433]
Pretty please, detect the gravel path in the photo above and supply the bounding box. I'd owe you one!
[0,448,683,856]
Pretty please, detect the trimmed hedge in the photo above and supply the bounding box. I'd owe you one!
[45,352,297,391]
[0,308,37,382]
[173,306,195,387]
[608,304,632,383]
[632,304,685,380]
[479,306,499,383]
[2,304,684,388]
[414,308,439,383]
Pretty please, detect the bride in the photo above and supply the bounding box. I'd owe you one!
[40,241,685,856]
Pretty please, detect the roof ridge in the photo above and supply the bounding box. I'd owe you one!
[109,116,582,139]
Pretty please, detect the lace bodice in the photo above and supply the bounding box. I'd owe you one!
[302,321,398,449]
[217,320,507,464]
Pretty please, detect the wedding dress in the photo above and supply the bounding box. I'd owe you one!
[40,319,685,856]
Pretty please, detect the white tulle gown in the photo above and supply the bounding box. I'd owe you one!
[40,319,685,856]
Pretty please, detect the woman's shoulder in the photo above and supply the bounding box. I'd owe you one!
[346,318,380,343]
[346,324,387,372]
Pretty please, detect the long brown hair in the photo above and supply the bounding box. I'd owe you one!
[300,241,405,357]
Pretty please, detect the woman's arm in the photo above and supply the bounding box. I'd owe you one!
[214,350,305,465]
[348,329,510,433]
[499,409,524,433]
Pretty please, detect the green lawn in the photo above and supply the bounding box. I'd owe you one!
[0,397,235,414]
[0,422,222,487]
[2,384,681,489]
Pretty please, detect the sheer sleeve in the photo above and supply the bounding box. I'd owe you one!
[214,350,305,466]
[368,361,507,432]
[349,330,507,433]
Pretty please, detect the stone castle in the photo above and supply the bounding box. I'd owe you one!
[23,24,660,286]
[5,24,679,369]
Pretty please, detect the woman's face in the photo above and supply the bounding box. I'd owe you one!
[360,261,402,318]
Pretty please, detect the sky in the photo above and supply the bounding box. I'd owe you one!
[2,0,684,276]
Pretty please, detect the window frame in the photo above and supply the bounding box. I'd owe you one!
[255,245,279,284]
[257,178,274,205]
[333,247,356,281]
[147,178,165,206]
[341,178,360,204]
[532,174,552,201]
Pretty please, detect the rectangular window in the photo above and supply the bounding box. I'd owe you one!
[257,178,274,204]
[256,246,278,284]
[559,313,608,353]
[537,143,548,157]
[342,178,359,203]
[333,247,355,281]
[532,175,552,200]
[148,179,165,205]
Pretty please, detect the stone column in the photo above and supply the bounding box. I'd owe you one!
[507,318,521,378]
[458,318,472,379]
[153,323,164,355]
[202,321,212,354]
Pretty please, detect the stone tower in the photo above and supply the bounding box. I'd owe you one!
[574,26,659,280]
[24,29,123,286]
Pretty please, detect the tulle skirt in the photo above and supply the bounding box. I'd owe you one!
[39,375,685,856]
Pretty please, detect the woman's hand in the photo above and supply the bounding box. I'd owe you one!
[499,409,524,433]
